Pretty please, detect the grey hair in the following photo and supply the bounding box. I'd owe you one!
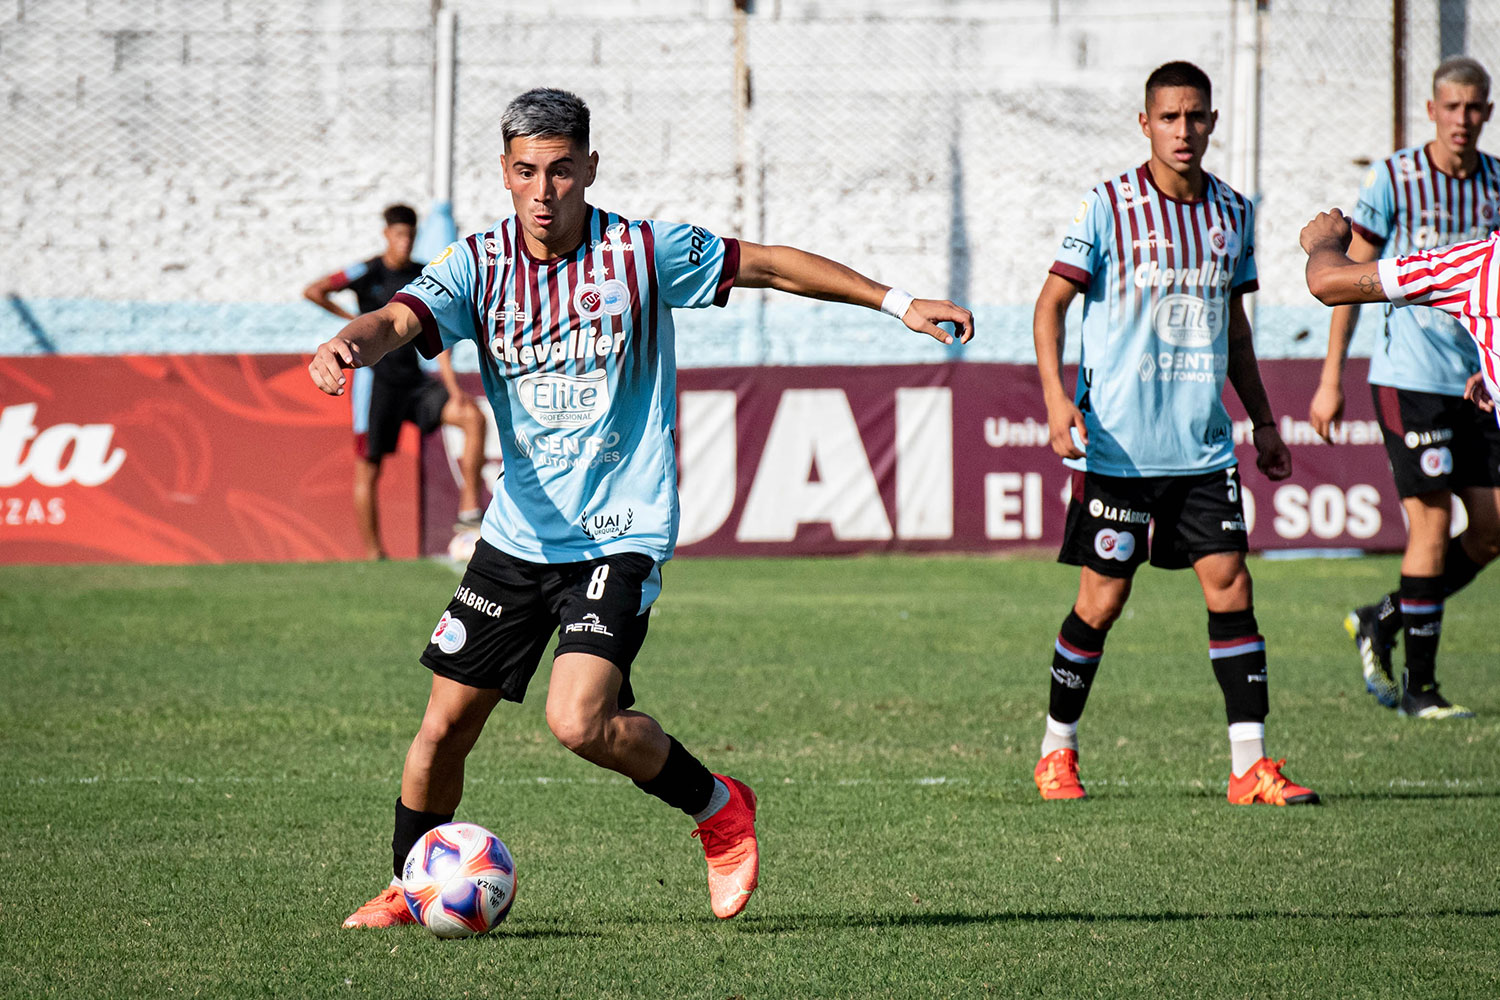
[1433,56,1491,100]
[501,88,590,148]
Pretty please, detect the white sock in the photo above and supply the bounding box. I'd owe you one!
[1041,715,1079,757]
[692,777,731,824]
[1229,722,1266,777]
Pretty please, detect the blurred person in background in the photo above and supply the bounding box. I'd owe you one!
[305,203,487,560]
[1307,57,1500,720]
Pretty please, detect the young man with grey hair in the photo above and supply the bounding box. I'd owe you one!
[1308,56,1500,720]
[312,87,973,925]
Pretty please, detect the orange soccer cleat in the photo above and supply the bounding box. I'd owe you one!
[341,883,417,929]
[1228,757,1320,806]
[1034,748,1087,800]
[691,775,759,919]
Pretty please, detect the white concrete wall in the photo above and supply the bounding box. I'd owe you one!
[3,0,1499,361]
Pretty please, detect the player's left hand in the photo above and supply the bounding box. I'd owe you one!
[1299,209,1353,256]
[1465,372,1495,413]
[1252,424,1293,481]
[902,299,975,346]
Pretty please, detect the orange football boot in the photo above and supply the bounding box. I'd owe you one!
[342,883,417,928]
[691,775,759,919]
[1033,748,1087,800]
[1228,757,1320,806]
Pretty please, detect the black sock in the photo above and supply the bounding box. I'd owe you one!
[633,736,715,816]
[1208,609,1269,724]
[1440,535,1485,598]
[1399,575,1445,693]
[1373,590,1401,647]
[1048,610,1109,724]
[392,797,454,880]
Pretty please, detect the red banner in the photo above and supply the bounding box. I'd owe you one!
[0,355,418,564]
[425,360,1413,557]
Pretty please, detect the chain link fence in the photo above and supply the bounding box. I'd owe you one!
[3,0,1499,361]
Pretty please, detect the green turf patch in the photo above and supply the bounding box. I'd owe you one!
[1,555,1496,998]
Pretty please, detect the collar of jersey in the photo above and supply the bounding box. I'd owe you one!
[511,205,600,269]
[1137,162,1208,206]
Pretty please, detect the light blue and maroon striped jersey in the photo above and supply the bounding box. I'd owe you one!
[1352,145,1500,394]
[393,206,738,566]
[1050,164,1257,477]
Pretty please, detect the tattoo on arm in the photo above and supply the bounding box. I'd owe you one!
[1356,271,1382,297]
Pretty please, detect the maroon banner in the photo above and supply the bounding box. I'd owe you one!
[423,360,1414,557]
[0,355,419,563]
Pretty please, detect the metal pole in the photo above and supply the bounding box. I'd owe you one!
[1393,0,1406,151]
[433,6,456,207]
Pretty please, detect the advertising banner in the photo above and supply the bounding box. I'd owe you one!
[423,360,1412,558]
[0,355,418,564]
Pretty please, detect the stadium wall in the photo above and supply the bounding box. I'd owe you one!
[4,0,1498,365]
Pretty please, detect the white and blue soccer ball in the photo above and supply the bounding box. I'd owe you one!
[401,822,516,938]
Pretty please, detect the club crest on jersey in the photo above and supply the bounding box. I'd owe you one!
[575,279,632,319]
[517,368,611,427]
[1207,225,1239,258]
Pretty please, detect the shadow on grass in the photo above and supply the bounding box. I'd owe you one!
[732,907,1500,934]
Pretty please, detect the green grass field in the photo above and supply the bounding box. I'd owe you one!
[2,554,1498,999]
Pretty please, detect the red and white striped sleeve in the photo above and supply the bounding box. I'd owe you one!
[1375,237,1495,316]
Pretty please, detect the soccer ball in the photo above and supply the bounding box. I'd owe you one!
[401,822,516,938]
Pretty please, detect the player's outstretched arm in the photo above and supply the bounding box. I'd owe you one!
[1033,273,1086,460]
[308,301,423,396]
[1226,294,1292,481]
[1310,228,1384,441]
[1301,209,1391,307]
[733,241,974,346]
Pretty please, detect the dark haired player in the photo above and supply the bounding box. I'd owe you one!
[1031,61,1317,806]
[1307,56,1500,719]
[309,88,973,924]
[304,204,487,560]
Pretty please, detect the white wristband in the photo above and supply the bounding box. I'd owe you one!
[880,287,915,321]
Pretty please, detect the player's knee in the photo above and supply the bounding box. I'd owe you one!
[545,706,607,760]
[415,712,480,758]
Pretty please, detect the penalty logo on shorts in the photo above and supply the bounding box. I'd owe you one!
[1420,447,1453,478]
[431,611,468,654]
[1094,528,1136,562]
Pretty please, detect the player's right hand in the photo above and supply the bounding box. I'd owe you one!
[1046,400,1087,459]
[1308,381,1345,441]
[1465,372,1495,413]
[1299,208,1353,256]
[309,336,357,396]
[902,298,975,346]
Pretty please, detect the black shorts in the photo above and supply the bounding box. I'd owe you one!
[357,376,448,461]
[420,539,658,708]
[1059,468,1249,578]
[1372,385,1500,498]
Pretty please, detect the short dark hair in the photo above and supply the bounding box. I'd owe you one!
[383,204,417,228]
[501,88,590,149]
[1145,61,1212,109]
[1433,56,1491,100]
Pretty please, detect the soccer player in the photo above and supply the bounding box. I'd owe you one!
[308,88,973,924]
[304,204,488,560]
[1031,61,1317,806]
[1306,57,1500,720]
